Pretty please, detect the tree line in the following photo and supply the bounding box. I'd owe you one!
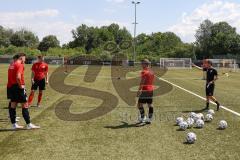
[0,19,240,61]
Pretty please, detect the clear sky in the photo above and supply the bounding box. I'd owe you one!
[1,0,240,44]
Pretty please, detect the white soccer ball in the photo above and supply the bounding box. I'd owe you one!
[208,109,215,115]
[179,121,188,131]
[196,119,205,128]
[193,113,203,122]
[186,117,194,128]
[176,117,184,125]
[205,114,213,122]
[219,120,228,130]
[189,112,197,119]
[197,113,204,120]
[186,132,197,144]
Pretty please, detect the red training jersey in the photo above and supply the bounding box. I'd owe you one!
[140,68,154,91]
[32,62,48,80]
[7,61,25,88]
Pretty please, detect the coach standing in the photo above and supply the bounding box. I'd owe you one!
[204,60,221,111]
[7,53,40,129]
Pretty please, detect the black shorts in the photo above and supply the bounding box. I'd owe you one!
[203,68,207,71]
[7,87,11,99]
[8,84,28,103]
[206,83,215,96]
[31,79,46,90]
[138,91,153,104]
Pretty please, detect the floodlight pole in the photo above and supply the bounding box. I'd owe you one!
[132,1,140,62]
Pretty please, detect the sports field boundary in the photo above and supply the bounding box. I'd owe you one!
[158,77,240,117]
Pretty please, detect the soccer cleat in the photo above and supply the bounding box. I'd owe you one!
[145,117,153,124]
[12,123,24,130]
[37,104,41,108]
[138,116,146,124]
[26,123,40,130]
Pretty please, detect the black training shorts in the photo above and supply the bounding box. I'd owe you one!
[138,91,153,104]
[8,84,28,103]
[206,83,215,96]
[31,79,46,91]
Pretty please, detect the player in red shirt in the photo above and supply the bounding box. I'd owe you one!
[7,54,21,122]
[137,59,155,124]
[28,55,49,107]
[7,53,40,130]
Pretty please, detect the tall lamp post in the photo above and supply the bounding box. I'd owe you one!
[132,1,140,62]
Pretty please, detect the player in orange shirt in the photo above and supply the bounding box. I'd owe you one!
[7,53,40,129]
[137,59,155,124]
[28,55,49,107]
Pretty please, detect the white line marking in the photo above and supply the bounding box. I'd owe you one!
[158,77,240,117]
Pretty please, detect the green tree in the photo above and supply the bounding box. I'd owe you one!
[195,19,214,58]
[0,26,13,47]
[10,29,39,48]
[210,22,240,55]
[69,23,132,53]
[195,20,240,58]
[38,35,60,51]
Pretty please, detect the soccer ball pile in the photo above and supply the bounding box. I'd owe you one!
[175,110,228,144]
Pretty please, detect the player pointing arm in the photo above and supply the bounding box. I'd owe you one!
[204,60,221,111]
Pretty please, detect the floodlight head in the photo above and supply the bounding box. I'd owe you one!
[132,1,140,4]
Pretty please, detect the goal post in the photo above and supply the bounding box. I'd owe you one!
[160,58,192,69]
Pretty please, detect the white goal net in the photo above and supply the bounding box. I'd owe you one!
[44,57,64,65]
[160,58,192,69]
[208,59,238,72]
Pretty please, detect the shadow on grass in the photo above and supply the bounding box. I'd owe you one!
[183,142,194,145]
[193,127,204,129]
[104,121,147,129]
[216,127,226,131]
[0,128,27,132]
[176,128,185,131]
[182,108,207,114]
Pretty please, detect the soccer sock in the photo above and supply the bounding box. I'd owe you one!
[206,102,209,108]
[215,101,220,106]
[37,92,43,104]
[139,107,145,119]
[148,107,154,119]
[9,107,16,124]
[28,92,35,105]
[22,108,31,124]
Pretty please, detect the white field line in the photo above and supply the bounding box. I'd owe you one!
[158,77,240,117]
